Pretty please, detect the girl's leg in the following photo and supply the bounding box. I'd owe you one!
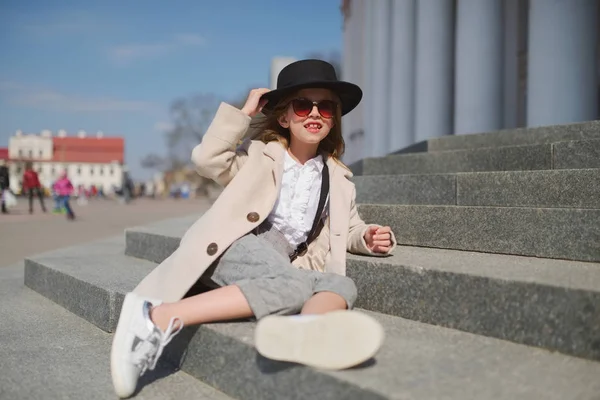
[28,189,34,213]
[300,292,348,315]
[1,189,7,213]
[60,196,66,213]
[151,238,358,330]
[254,275,380,372]
[63,196,75,219]
[150,284,253,331]
[300,273,358,315]
[188,234,314,322]
[37,188,47,212]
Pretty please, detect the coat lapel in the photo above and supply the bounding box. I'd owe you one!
[326,156,353,235]
[263,141,285,193]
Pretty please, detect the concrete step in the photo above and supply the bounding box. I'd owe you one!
[398,120,600,153]
[121,217,600,361]
[23,239,600,400]
[0,263,233,400]
[554,138,600,169]
[352,168,600,208]
[356,204,600,262]
[125,206,600,263]
[352,139,600,175]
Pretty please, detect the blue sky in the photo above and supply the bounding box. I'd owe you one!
[0,0,343,179]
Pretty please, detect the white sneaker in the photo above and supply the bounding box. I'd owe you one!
[110,292,183,398]
[254,310,384,370]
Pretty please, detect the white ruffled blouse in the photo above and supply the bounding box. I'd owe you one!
[267,151,326,248]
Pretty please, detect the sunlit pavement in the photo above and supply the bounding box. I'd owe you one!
[0,196,211,267]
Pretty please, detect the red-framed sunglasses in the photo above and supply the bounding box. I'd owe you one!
[291,98,338,119]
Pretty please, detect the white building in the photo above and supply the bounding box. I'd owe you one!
[7,129,125,194]
[341,0,600,164]
[270,57,297,89]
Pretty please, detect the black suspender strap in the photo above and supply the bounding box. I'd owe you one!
[289,163,329,261]
[310,162,330,238]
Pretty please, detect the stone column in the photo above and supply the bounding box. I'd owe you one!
[364,0,393,157]
[388,0,416,150]
[503,0,520,129]
[414,0,454,142]
[342,0,356,163]
[454,0,504,135]
[527,0,598,126]
[342,0,367,165]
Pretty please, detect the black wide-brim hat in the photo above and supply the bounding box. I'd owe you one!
[261,59,363,116]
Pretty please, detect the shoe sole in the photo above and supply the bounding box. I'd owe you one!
[110,293,139,398]
[254,310,384,370]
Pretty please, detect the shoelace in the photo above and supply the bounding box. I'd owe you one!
[132,317,184,374]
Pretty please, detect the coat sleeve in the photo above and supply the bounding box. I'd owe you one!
[347,186,397,256]
[191,102,252,187]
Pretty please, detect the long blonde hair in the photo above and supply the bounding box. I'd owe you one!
[249,90,345,161]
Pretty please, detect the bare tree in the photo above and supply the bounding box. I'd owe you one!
[140,154,166,170]
[141,93,223,170]
[139,80,278,173]
[166,93,221,158]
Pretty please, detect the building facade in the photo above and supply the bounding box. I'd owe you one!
[270,57,297,89]
[341,0,600,164]
[7,130,125,194]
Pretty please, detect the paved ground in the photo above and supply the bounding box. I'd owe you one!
[0,262,232,400]
[0,196,229,398]
[0,196,211,267]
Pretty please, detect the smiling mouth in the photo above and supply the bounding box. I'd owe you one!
[304,122,322,132]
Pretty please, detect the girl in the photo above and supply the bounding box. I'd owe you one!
[52,171,75,220]
[111,59,396,398]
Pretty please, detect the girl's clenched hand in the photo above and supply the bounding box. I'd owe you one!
[364,226,392,253]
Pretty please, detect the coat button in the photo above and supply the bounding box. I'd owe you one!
[207,242,218,256]
[247,212,260,223]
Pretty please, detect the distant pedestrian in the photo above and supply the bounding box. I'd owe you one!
[52,171,75,220]
[0,159,10,214]
[51,181,65,214]
[22,162,46,214]
[122,167,133,204]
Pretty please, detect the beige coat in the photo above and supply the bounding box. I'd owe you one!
[134,102,396,303]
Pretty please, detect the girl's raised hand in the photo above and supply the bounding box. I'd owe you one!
[364,226,392,254]
[241,88,271,117]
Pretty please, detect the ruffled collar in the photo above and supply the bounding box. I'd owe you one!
[284,150,324,173]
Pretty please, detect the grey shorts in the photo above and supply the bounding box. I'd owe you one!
[200,233,357,320]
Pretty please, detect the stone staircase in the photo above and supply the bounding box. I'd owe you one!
[21,120,600,399]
